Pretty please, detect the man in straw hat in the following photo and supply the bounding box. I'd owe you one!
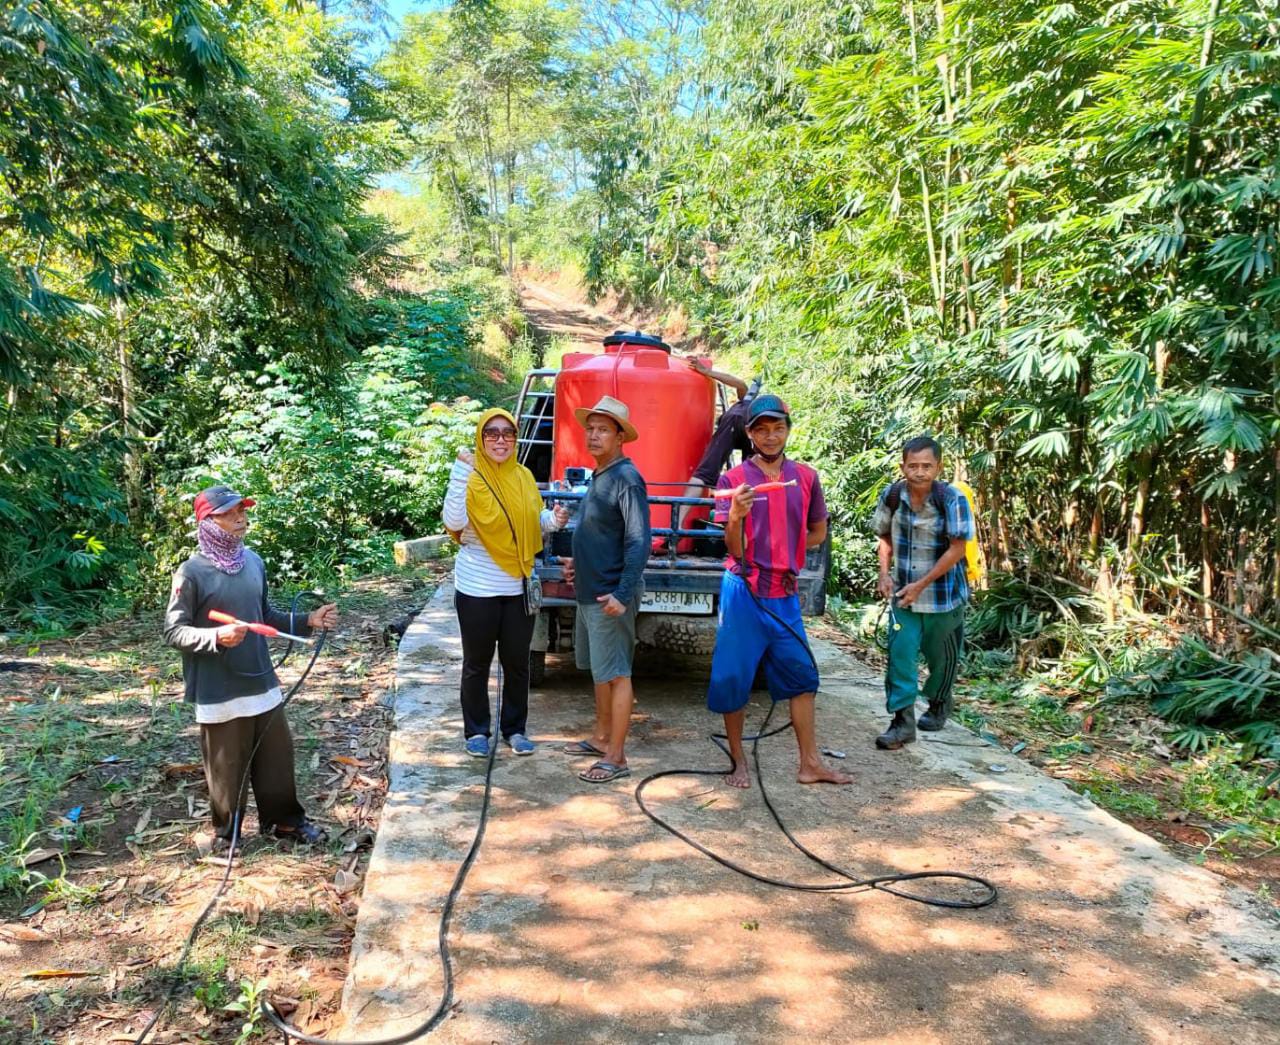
[560,395,651,783]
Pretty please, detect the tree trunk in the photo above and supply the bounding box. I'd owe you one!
[504,80,516,274]
[1127,468,1151,565]
[481,115,501,263]
[1000,175,1016,319]
[1123,340,1169,592]
[0,383,17,450]
[1272,358,1280,612]
[1234,528,1251,650]
[447,161,476,263]
[1089,499,1103,560]
[1182,0,1223,184]
[116,301,142,523]
[905,3,942,315]
[986,433,1012,571]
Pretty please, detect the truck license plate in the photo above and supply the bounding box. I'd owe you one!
[640,591,714,615]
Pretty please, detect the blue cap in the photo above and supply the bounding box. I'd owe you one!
[746,393,791,428]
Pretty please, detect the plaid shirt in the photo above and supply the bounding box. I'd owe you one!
[872,483,973,613]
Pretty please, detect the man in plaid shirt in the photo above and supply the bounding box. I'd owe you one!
[871,436,973,749]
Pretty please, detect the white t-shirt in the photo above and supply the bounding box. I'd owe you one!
[195,686,283,724]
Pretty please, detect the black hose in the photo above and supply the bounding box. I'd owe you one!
[258,673,504,1043]
[138,596,507,1045]
[633,516,997,909]
[134,592,329,1044]
[634,706,996,907]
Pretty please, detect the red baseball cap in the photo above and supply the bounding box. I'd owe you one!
[194,485,256,521]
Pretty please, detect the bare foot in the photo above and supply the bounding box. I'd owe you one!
[798,762,853,785]
[724,762,751,789]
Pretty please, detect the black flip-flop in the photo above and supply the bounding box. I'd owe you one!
[578,760,631,783]
[562,739,606,756]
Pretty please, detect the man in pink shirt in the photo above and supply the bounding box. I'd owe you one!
[707,395,852,790]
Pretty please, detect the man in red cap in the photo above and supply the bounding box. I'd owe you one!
[164,484,337,851]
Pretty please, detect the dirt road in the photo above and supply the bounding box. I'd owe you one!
[518,278,627,351]
[341,585,1278,1044]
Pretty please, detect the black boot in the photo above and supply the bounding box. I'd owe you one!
[918,695,952,732]
[875,707,917,750]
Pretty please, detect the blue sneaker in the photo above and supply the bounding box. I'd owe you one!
[505,733,535,756]
[465,735,490,758]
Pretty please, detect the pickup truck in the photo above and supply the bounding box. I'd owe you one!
[514,366,829,683]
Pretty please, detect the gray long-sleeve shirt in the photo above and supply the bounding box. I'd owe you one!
[571,455,650,606]
[163,550,312,706]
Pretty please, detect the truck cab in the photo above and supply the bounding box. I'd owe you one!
[514,331,829,683]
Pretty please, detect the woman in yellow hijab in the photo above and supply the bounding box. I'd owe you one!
[443,408,569,757]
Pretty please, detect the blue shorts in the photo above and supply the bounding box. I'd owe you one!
[706,572,819,714]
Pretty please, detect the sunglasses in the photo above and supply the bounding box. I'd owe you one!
[482,428,517,442]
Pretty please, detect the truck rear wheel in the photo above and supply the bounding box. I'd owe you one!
[637,615,718,656]
[529,651,546,687]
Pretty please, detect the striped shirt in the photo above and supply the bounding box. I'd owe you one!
[444,459,558,598]
[715,458,827,598]
[871,482,973,613]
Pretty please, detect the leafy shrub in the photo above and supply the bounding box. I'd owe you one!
[164,293,498,587]
[1109,637,1280,761]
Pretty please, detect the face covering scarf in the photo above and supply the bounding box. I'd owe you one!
[198,517,247,574]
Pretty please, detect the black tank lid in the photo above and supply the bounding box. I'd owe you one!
[602,329,671,353]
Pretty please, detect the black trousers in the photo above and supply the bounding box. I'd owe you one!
[199,707,305,840]
[455,591,535,739]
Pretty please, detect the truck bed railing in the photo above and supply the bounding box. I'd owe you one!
[538,489,724,542]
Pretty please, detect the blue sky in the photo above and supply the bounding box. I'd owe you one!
[376,0,438,36]
[347,0,438,61]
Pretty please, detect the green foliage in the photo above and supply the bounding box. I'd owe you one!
[0,0,421,628]
[475,0,1280,774]
[192,956,232,1013]
[545,0,1280,632]
[151,291,498,589]
[1180,746,1280,849]
[378,0,580,273]
[224,976,271,1044]
[1110,636,1280,760]
[1080,774,1162,820]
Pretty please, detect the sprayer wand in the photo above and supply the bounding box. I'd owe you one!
[208,609,314,645]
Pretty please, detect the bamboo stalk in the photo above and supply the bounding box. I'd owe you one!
[1201,499,1216,639]
[905,2,943,315]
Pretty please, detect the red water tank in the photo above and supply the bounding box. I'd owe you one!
[554,332,714,528]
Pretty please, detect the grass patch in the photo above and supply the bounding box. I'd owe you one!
[1177,747,1280,856]
[0,688,176,899]
[1078,773,1162,819]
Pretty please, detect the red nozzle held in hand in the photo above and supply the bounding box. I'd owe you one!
[208,609,313,645]
[711,479,798,498]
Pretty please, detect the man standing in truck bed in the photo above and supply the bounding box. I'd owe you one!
[670,359,756,546]
[560,395,651,784]
[707,395,852,789]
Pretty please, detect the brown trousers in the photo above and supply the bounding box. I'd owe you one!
[199,707,305,840]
